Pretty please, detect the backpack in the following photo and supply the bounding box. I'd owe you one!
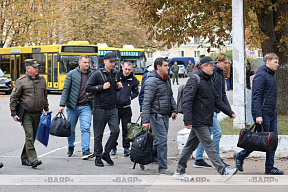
[130,130,154,168]
[177,74,200,114]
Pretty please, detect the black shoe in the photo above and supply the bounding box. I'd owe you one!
[124,148,130,156]
[95,157,104,167]
[221,158,230,167]
[193,159,212,168]
[102,153,114,165]
[234,153,244,172]
[22,161,32,166]
[110,148,117,156]
[32,160,42,168]
[139,164,145,170]
[0,162,3,169]
[82,150,94,160]
[66,147,74,157]
[265,167,284,175]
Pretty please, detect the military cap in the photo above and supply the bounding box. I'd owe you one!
[25,59,40,67]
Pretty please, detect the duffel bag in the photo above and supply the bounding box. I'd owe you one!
[237,124,278,152]
[50,112,71,137]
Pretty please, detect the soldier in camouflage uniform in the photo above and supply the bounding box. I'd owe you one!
[10,59,49,168]
[171,61,179,85]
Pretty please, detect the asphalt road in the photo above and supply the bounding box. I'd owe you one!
[0,77,287,192]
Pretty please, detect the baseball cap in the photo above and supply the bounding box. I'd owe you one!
[199,56,217,65]
[103,52,118,61]
[25,59,40,67]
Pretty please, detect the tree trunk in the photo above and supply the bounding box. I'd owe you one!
[257,1,288,115]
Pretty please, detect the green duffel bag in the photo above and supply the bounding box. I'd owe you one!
[126,115,144,142]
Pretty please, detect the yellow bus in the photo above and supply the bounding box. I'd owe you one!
[120,46,146,85]
[0,41,99,91]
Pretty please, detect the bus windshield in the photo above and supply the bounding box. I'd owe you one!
[59,55,99,74]
[120,51,146,69]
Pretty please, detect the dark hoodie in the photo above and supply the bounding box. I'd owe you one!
[116,70,139,108]
[251,65,277,117]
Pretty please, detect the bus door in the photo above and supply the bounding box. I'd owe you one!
[10,55,21,85]
[47,54,59,89]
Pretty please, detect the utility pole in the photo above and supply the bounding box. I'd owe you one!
[232,0,246,129]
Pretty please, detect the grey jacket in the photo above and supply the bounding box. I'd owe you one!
[142,70,177,123]
[60,68,93,109]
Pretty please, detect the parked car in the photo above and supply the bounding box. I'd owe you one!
[0,68,12,94]
[169,65,188,78]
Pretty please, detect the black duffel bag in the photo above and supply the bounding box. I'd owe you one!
[237,124,278,152]
[50,112,71,137]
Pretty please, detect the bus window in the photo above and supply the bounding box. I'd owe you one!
[54,55,58,82]
[0,55,11,74]
[20,54,32,74]
[60,55,99,74]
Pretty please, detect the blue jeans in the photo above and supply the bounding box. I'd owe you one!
[237,113,278,170]
[226,78,231,90]
[195,112,222,160]
[66,106,92,152]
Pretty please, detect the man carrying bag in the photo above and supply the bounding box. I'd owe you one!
[234,53,283,175]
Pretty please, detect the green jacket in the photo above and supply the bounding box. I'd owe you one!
[60,68,93,109]
[10,73,49,116]
[187,63,194,72]
[171,65,179,73]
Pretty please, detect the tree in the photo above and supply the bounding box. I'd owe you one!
[128,0,288,115]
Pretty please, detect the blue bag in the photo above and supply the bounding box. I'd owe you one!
[36,111,52,147]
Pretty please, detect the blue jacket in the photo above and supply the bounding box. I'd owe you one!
[252,65,277,117]
[60,68,93,109]
[116,71,139,108]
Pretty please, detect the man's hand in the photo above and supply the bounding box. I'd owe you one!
[103,82,111,89]
[13,115,20,122]
[231,113,236,119]
[256,116,263,124]
[117,82,123,89]
[143,123,151,131]
[59,106,65,113]
[172,113,177,120]
[185,125,192,129]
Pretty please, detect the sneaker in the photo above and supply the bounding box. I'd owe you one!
[173,172,193,181]
[95,157,104,167]
[82,150,95,160]
[31,160,42,168]
[124,148,130,156]
[102,153,114,165]
[158,169,173,175]
[0,162,3,169]
[193,159,212,168]
[110,148,117,155]
[139,164,145,170]
[233,153,243,172]
[265,167,284,175]
[221,158,230,167]
[222,168,238,181]
[66,147,74,157]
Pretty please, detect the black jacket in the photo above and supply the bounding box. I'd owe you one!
[212,65,231,113]
[116,71,139,108]
[85,68,120,109]
[251,65,277,117]
[142,70,177,124]
[183,68,233,127]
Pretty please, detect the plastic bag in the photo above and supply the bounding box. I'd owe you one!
[36,111,52,147]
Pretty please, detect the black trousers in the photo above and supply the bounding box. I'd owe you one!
[114,107,132,149]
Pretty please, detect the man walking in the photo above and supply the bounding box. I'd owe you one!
[59,55,94,160]
[187,60,194,77]
[173,57,237,181]
[85,52,122,167]
[10,59,49,168]
[171,61,179,85]
[111,61,139,156]
[194,55,231,168]
[234,53,284,175]
[142,57,177,175]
